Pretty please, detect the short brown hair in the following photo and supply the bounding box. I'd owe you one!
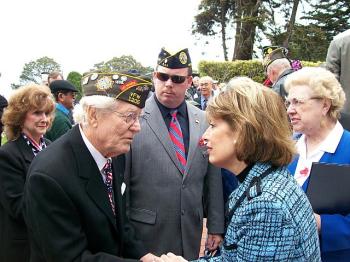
[206,77,296,166]
[48,71,63,84]
[2,84,55,141]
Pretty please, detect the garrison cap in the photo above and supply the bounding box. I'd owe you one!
[262,46,289,71]
[157,47,192,69]
[49,80,78,93]
[81,72,152,108]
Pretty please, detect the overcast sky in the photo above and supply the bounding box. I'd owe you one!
[0,0,232,98]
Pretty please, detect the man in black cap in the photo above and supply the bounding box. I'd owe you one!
[24,72,157,261]
[124,48,224,259]
[46,80,77,141]
[263,46,294,100]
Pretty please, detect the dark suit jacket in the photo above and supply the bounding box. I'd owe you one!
[0,136,49,262]
[125,97,224,260]
[24,126,146,262]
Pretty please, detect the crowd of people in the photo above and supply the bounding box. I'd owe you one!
[0,33,349,262]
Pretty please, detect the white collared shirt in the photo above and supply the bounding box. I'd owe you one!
[294,121,344,186]
[79,125,111,183]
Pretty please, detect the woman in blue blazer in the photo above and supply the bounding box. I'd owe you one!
[285,67,350,262]
[0,84,54,262]
[161,77,321,261]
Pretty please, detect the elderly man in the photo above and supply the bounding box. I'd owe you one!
[263,46,294,100]
[24,72,156,261]
[195,76,215,110]
[125,48,224,260]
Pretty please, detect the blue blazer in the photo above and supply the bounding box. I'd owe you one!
[288,130,350,262]
[199,163,321,261]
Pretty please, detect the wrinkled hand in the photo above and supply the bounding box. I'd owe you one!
[140,253,160,262]
[159,252,188,262]
[314,213,321,233]
[206,233,223,251]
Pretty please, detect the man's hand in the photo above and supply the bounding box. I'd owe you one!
[140,253,160,262]
[206,233,223,251]
[159,252,187,262]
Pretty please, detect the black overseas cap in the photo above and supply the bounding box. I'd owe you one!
[81,72,152,109]
[262,46,289,71]
[50,80,78,93]
[157,47,192,69]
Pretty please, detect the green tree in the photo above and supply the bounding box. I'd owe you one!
[192,0,300,60]
[305,0,350,41]
[66,71,82,101]
[233,0,263,60]
[91,55,153,75]
[19,56,61,85]
[192,0,234,61]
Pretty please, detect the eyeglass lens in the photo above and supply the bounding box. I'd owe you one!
[156,72,187,84]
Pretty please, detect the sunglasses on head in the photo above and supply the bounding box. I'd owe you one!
[155,72,188,84]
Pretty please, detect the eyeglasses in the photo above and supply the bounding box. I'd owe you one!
[155,72,188,84]
[111,111,143,125]
[199,82,210,87]
[284,96,323,109]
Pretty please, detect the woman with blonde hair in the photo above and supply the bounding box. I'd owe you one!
[285,67,350,261]
[161,77,321,261]
[0,84,55,262]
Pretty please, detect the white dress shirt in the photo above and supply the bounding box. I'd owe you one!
[294,121,344,186]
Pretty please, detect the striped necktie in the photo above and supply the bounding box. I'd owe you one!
[169,110,187,174]
[203,99,207,110]
[102,159,115,215]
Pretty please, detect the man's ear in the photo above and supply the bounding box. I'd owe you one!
[57,92,65,103]
[87,106,98,128]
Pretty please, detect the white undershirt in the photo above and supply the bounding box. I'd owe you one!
[294,121,344,186]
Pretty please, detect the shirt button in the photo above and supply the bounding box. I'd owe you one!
[181,210,185,215]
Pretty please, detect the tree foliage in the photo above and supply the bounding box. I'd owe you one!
[305,0,350,41]
[192,0,234,60]
[19,57,61,85]
[192,0,301,60]
[91,55,153,75]
[66,71,82,101]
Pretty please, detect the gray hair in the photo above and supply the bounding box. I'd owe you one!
[267,58,291,75]
[199,76,214,83]
[73,95,116,128]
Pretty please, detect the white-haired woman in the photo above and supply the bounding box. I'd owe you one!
[285,67,350,262]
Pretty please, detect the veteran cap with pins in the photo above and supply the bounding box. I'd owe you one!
[157,47,192,69]
[262,45,289,71]
[81,72,152,108]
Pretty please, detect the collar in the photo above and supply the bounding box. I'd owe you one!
[154,95,187,118]
[201,94,212,102]
[56,103,70,115]
[79,125,110,172]
[297,121,344,157]
[275,68,294,83]
[236,164,254,183]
